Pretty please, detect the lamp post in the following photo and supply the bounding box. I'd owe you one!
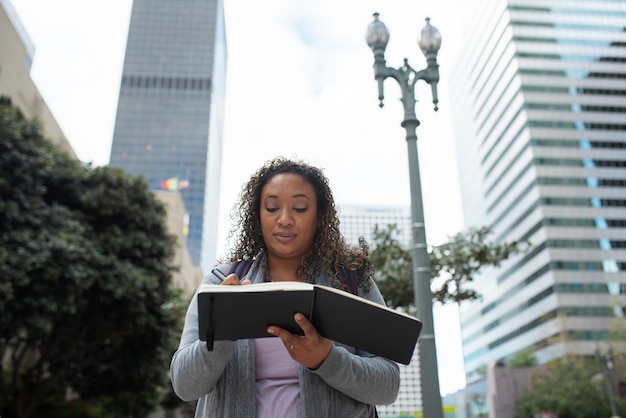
[366,13,444,418]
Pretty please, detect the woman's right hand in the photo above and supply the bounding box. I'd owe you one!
[220,274,251,286]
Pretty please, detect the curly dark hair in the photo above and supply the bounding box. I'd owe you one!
[225,157,374,291]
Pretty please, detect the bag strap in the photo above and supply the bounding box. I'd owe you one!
[227,259,359,295]
[226,259,253,279]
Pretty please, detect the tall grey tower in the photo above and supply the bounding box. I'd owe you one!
[448,0,626,397]
[109,0,227,272]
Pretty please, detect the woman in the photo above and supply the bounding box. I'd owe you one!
[170,157,400,417]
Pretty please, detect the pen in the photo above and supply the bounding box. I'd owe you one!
[211,268,227,281]
[212,268,250,284]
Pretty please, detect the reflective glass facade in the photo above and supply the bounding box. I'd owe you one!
[449,0,626,385]
[110,0,227,272]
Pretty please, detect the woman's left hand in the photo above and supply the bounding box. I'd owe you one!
[267,313,332,369]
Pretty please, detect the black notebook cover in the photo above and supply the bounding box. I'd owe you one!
[198,282,422,364]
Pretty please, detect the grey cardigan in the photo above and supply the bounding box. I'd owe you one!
[170,258,400,417]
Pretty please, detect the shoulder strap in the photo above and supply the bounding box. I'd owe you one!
[227,259,253,279]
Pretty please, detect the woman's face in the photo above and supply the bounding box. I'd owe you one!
[260,173,319,265]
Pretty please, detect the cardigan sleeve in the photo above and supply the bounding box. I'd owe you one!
[309,280,401,405]
[170,271,235,401]
[312,345,400,405]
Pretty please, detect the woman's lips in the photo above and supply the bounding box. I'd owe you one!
[274,232,296,243]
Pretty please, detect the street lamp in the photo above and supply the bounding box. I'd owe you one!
[366,12,444,418]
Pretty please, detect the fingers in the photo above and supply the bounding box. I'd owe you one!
[266,313,311,341]
[267,313,332,369]
[221,274,252,286]
[213,267,251,286]
[266,321,291,342]
[293,312,315,335]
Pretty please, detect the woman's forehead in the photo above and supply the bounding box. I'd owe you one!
[262,173,314,195]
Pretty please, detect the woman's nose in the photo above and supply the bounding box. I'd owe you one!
[277,209,293,227]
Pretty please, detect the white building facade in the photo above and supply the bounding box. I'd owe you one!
[448,0,626,396]
[338,204,412,248]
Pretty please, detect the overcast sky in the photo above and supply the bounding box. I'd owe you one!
[11,0,468,395]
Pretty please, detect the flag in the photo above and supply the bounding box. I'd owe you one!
[178,179,190,190]
[161,177,190,191]
[161,177,179,191]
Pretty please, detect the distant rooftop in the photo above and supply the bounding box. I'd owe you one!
[1,0,35,70]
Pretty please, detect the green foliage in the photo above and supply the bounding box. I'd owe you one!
[370,224,527,308]
[430,226,526,304]
[0,100,183,417]
[514,355,626,418]
[608,311,626,341]
[368,224,414,310]
[507,348,537,368]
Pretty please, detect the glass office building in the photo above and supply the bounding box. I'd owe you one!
[448,0,626,386]
[110,0,227,272]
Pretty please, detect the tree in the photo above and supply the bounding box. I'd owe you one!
[369,224,527,309]
[368,224,413,310]
[507,348,537,368]
[0,99,184,417]
[429,226,525,304]
[514,355,626,418]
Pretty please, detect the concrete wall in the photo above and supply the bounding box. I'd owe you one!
[487,360,532,418]
[154,190,203,300]
[0,0,76,158]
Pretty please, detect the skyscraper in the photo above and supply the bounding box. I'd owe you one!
[448,0,626,392]
[109,0,227,272]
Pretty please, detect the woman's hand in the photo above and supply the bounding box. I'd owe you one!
[220,273,251,286]
[267,313,332,369]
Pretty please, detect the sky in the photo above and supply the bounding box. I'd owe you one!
[11,0,468,396]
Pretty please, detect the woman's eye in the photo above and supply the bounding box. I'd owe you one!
[294,207,307,213]
[265,207,279,213]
